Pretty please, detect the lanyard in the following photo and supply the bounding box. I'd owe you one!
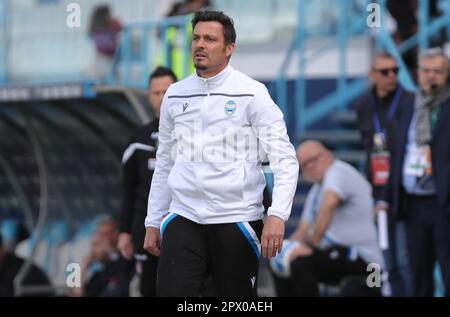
[370,87,403,136]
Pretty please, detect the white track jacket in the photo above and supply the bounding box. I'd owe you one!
[145,65,298,228]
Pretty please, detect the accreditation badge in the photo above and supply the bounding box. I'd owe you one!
[404,144,432,177]
[370,151,390,186]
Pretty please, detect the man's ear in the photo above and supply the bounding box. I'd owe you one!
[225,42,235,58]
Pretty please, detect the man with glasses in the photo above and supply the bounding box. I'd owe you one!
[376,48,450,296]
[270,140,384,296]
[355,52,414,296]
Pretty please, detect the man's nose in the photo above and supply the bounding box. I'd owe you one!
[196,38,206,48]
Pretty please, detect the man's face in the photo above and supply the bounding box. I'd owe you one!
[91,222,117,260]
[191,21,235,77]
[418,56,449,95]
[298,149,328,183]
[91,235,113,261]
[148,75,174,119]
[370,57,399,94]
[95,222,117,245]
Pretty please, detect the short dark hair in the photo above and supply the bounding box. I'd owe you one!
[191,10,236,45]
[148,66,177,87]
[371,51,396,68]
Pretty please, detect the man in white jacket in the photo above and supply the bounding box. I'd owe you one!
[143,10,299,296]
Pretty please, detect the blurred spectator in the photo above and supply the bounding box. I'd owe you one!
[387,0,417,46]
[355,52,414,296]
[271,140,384,297]
[119,66,177,297]
[88,5,123,81]
[356,52,414,197]
[387,0,418,72]
[157,0,211,79]
[0,218,29,252]
[72,217,133,297]
[376,48,450,296]
[0,233,54,297]
[425,0,448,50]
[387,0,447,73]
[166,0,211,16]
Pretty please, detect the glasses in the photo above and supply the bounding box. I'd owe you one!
[419,66,448,75]
[300,153,322,169]
[372,67,399,76]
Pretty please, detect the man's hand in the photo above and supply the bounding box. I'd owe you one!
[374,201,389,215]
[288,244,313,262]
[143,227,162,257]
[117,232,135,260]
[261,215,285,259]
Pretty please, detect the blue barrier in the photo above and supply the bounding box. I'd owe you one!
[274,0,450,136]
[108,15,192,88]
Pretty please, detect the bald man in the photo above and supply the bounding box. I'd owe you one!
[271,140,384,297]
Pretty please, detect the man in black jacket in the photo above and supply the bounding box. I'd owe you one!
[355,52,414,297]
[356,52,414,198]
[118,66,177,297]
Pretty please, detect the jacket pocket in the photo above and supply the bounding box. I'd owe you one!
[243,162,266,208]
[202,161,246,210]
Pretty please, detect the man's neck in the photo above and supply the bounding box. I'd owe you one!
[196,63,229,79]
[376,87,390,98]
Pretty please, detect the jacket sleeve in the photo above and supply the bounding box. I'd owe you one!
[145,93,174,228]
[379,96,412,206]
[248,83,299,222]
[355,96,374,181]
[119,135,138,233]
[355,96,373,152]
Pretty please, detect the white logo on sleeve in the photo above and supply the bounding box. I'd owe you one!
[250,276,256,288]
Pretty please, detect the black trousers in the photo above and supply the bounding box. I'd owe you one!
[404,194,450,297]
[272,246,378,297]
[157,214,263,297]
